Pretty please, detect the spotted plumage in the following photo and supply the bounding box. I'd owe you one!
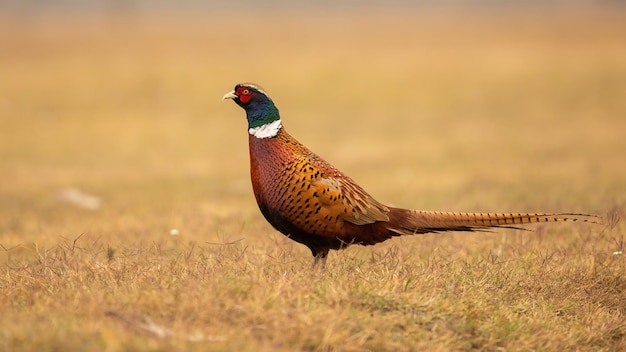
[223,83,600,266]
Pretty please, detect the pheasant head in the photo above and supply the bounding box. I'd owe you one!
[223,83,282,138]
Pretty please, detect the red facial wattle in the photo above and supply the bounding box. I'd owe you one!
[236,87,253,103]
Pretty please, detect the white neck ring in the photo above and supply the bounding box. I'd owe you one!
[249,119,282,139]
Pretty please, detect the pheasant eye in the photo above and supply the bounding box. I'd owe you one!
[237,87,253,103]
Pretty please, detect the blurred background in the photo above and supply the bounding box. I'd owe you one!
[1,1,625,247]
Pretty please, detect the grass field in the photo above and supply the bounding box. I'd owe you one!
[1,8,626,351]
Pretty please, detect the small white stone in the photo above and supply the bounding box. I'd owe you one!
[58,187,102,210]
[170,228,180,236]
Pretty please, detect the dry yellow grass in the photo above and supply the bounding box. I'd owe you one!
[1,8,626,351]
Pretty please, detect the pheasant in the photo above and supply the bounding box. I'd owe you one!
[223,83,599,266]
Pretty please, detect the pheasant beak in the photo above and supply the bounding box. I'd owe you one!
[222,90,237,100]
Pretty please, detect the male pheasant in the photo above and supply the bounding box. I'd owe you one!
[223,83,599,266]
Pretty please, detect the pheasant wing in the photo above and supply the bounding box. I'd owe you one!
[277,155,390,236]
[313,177,389,225]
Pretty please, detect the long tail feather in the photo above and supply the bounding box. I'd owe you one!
[388,210,602,236]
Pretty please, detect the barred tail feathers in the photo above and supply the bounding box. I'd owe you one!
[387,209,601,236]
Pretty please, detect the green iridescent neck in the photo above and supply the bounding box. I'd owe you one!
[247,101,281,129]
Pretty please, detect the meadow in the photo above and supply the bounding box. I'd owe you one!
[1,8,626,351]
